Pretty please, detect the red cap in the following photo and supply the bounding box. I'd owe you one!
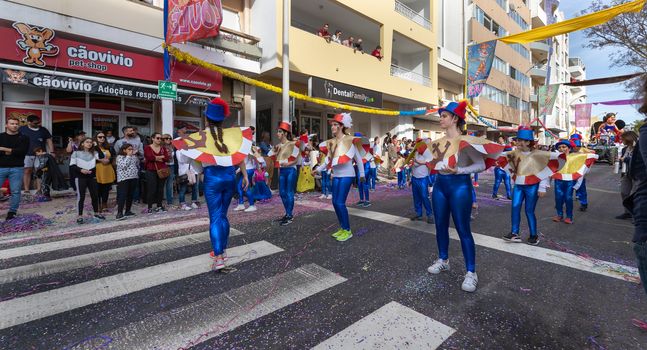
[278,121,291,133]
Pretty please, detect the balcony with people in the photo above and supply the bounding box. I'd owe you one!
[288,0,435,102]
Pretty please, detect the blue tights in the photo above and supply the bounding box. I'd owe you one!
[576,178,587,205]
[554,179,575,219]
[397,171,405,188]
[511,184,539,237]
[332,176,354,231]
[411,176,432,217]
[321,170,331,196]
[432,174,476,272]
[204,166,235,255]
[493,167,511,198]
[369,167,377,190]
[279,167,297,217]
[237,169,255,206]
[357,162,370,202]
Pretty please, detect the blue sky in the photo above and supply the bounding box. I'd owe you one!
[558,0,644,125]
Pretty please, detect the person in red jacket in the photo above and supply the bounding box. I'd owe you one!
[144,132,170,213]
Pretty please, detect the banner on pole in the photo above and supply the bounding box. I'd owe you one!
[575,103,592,128]
[467,40,497,98]
[166,0,224,44]
[538,84,560,116]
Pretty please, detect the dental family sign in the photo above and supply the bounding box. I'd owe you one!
[166,0,224,44]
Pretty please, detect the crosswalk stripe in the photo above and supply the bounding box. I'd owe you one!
[0,240,282,330]
[313,301,455,350]
[0,229,243,283]
[0,218,210,260]
[299,200,640,283]
[85,263,346,350]
[0,211,203,245]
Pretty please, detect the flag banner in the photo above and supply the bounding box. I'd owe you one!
[538,84,560,116]
[166,0,224,44]
[497,0,646,44]
[575,104,592,128]
[591,98,643,106]
[467,40,497,98]
[565,72,644,86]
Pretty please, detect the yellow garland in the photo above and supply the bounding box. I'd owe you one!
[164,44,400,116]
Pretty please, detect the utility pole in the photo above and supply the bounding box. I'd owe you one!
[282,0,290,123]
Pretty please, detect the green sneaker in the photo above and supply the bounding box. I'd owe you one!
[331,228,344,238]
[336,230,353,242]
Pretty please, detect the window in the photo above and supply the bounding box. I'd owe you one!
[496,0,507,10]
[509,43,530,59]
[509,10,529,30]
[509,66,529,86]
[474,6,507,37]
[2,84,45,105]
[522,100,530,112]
[493,56,507,74]
[482,85,505,104]
[508,94,520,109]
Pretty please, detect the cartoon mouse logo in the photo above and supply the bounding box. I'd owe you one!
[13,22,59,67]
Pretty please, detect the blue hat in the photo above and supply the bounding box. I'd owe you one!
[354,132,362,137]
[555,139,574,149]
[438,101,467,120]
[503,145,513,152]
[204,97,230,122]
[569,134,582,147]
[516,127,534,141]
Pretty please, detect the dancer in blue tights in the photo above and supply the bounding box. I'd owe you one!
[313,113,365,242]
[425,101,504,292]
[501,126,557,245]
[269,121,300,226]
[492,145,513,200]
[172,98,252,270]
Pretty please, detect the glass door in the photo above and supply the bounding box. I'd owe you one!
[125,115,153,141]
[300,114,322,143]
[92,114,119,140]
[51,110,84,177]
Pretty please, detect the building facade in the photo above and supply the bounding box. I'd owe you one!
[0,0,260,170]
[469,0,532,133]
[250,0,438,143]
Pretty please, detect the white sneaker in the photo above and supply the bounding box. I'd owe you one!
[244,205,257,212]
[461,272,478,292]
[213,257,225,270]
[191,202,199,209]
[181,203,192,211]
[319,194,326,199]
[326,194,332,199]
[234,204,245,211]
[427,259,450,274]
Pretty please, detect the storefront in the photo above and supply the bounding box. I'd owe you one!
[0,21,222,151]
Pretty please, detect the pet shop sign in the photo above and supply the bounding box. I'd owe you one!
[166,0,224,44]
[1,22,221,92]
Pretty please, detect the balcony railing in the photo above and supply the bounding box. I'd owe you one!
[390,64,432,87]
[394,0,431,30]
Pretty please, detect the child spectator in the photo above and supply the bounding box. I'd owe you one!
[33,147,52,202]
[115,143,139,220]
[371,45,383,61]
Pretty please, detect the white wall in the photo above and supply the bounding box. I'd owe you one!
[250,0,279,72]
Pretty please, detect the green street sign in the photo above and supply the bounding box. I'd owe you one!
[158,80,177,99]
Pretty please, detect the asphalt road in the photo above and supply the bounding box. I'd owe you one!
[0,164,645,349]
